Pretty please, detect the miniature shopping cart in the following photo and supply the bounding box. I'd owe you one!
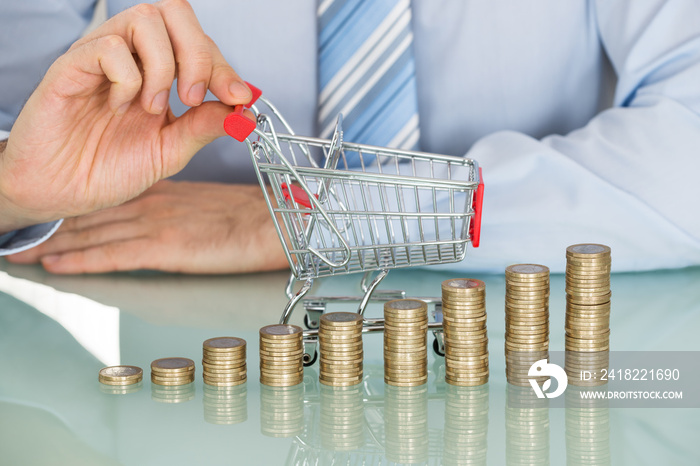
[224,84,484,365]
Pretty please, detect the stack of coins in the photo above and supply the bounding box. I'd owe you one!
[565,387,610,466]
[98,365,143,386]
[443,385,489,466]
[442,279,489,387]
[320,384,365,451]
[504,265,550,387]
[319,312,364,387]
[506,385,550,466]
[384,385,429,464]
[260,384,305,438]
[203,384,247,425]
[259,324,304,387]
[383,299,428,387]
[565,244,611,386]
[151,358,195,386]
[151,383,196,403]
[202,337,247,387]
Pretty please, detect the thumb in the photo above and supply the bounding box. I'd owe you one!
[159,101,255,177]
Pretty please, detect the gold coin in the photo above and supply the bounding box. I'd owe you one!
[203,336,246,352]
[99,365,143,382]
[260,324,303,339]
[320,312,363,325]
[151,358,195,373]
[204,378,247,387]
[442,278,486,292]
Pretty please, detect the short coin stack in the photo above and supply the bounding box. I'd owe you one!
[259,324,304,387]
[98,365,143,386]
[383,299,428,387]
[565,244,611,386]
[319,312,364,387]
[442,279,489,387]
[202,337,247,387]
[151,358,195,386]
[504,265,550,387]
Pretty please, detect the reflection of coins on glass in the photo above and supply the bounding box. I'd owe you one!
[506,384,550,466]
[151,382,195,404]
[260,325,304,387]
[99,365,143,386]
[504,264,550,387]
[320,384,365,451]
[384,384,429,464]
[443,384,489,466]
[203,383,247,425]
[565,243,612,386]
[565,386,611,466]
[151,358,195,386]
[100,381,143,395]
[383,299,428,387]
[442,279,489,386]
[260,384,305,438]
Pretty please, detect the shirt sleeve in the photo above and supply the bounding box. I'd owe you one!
[447,0,700,273]
[0,0,97,131]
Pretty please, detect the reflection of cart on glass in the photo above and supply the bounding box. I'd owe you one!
[224,84,484,365]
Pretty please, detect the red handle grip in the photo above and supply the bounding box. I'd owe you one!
[223,82,262,141]
[282,183,318,209]
[469,167,484,248]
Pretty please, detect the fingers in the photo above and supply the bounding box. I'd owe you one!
[152,0,252,107]
[76,0,250,113]
[49,35,142,115]
[40,238,156,274]
[160,102,255,176]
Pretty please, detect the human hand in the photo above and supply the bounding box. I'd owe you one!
[0,0,253,233]
[6,181,289,274]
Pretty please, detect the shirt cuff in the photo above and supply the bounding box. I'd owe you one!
[0,220,63,256]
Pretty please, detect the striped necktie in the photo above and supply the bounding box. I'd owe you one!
[317,0,421,152]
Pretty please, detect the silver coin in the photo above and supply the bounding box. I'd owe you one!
[100,365,142,378]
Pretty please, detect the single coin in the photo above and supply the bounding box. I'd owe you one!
[566,244,611,256]
[203,337,246,352]
[99,366,143,384]
[506,264,550,276]
[151,358,195,372]
[260,324,303,338]
[320,312,363,325]
[442,278,486,292]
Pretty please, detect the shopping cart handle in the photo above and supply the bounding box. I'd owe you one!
[469,167,484,248]
[282,183,318,209]
[243,82,262,108]
[223,82,262,141]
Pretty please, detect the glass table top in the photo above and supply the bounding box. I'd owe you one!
[0,261,698,465]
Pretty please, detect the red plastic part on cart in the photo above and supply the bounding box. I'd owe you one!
[282,183,318,209]
[223,105,256,142]
[243,82,262,108]
[469,167,484,248]
[223,82,262,141]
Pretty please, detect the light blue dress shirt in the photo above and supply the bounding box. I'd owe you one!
[1,0,699,272]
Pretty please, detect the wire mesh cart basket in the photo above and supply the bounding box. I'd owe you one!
[224,84,484,364]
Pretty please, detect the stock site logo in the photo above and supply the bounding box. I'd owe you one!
[528,359,568,398]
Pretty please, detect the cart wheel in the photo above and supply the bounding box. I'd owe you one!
[304,314,320,330]
[303,350,318,367]
[433,338,445,357]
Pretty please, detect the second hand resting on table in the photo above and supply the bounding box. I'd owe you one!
[6,181,288,274]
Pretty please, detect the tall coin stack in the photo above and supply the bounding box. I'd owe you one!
[504,265,550,387]
[151,357,195,386]
[565,244,611,387]
[442,279,490,387]
[319,312,364,387]
[259,324,304,387]
[202,337,247,387]
[383,299,428,387]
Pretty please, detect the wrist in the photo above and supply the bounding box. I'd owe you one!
[0,138,49,234]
